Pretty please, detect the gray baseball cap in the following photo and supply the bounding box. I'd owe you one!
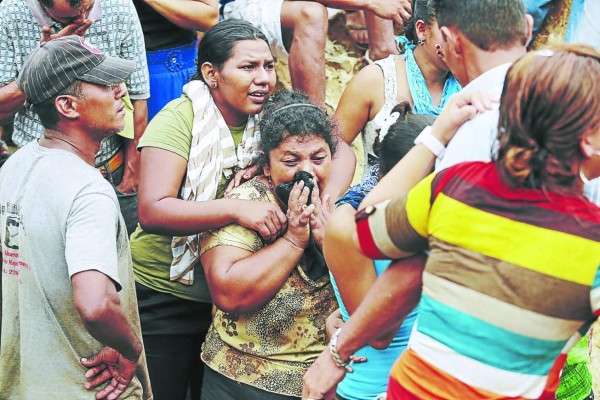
[17,35,134,105]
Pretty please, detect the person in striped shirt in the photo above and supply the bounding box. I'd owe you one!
[351,45,600,399]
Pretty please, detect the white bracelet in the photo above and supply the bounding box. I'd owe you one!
[414,126,446,159]
[329,328,354,373]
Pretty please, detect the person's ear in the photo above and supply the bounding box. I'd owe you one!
[201,62,219,89]
[415,19,427,43]
[440,26,461,55]
[263,162,271,177]
[525,14,534,47]
[580,132,600,159]
[55,95,80,120]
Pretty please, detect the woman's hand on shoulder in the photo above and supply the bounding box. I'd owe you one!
[234,200,287,244]
[224,164,263,195]
[309,183,331,250]
[432,90,499,145]
[283,181,315,250]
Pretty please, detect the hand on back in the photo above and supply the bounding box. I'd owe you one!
[235,199,287,243]
[432,90,499,145]
[81,346,139,400]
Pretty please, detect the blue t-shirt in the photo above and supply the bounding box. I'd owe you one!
[330,260,418,400]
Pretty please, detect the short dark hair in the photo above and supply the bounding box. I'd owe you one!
[404,0,437,45]
[259,90,337,165]
[432,0,528,51]
[38,0,82,9]
[374,102,436,175]
[192,19,270,83]
[33,80,84,129]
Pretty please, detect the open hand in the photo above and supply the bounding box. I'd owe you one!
[308,182,331,250]
[431,90,499,145]
[81,346,139,400]
[225,164,262,195]
[369,0,412,25]
[40,17,93,45]
[284,181,315,249]
[235,200,287,243]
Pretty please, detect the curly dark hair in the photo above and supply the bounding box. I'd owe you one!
[259,91,337,165]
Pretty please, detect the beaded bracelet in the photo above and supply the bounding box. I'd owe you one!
[329,328,355,373]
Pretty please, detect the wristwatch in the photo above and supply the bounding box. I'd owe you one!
[414,126,446,159]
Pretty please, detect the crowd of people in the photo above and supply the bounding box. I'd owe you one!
[0,0,599,399]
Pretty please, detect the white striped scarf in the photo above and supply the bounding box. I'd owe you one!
[170,80,261,284]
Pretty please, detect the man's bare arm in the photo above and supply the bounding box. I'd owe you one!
[72,270,142,361]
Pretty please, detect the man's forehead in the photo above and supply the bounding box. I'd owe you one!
[49,0,93,11]
[28,0,101,26]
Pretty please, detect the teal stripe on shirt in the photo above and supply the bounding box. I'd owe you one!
[591,264,600,289]
[417,294,567,376]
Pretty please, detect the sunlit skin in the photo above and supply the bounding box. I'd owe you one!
[42,0,95,24]
[207,39,276,127]
[263,134,333,191]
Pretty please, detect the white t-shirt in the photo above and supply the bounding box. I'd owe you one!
[435,63,600,202]
[0,141,151,399]
[435,63,509,172]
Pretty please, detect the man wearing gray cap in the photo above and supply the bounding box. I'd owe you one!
[0,35,151,400]
[0,0,149,235]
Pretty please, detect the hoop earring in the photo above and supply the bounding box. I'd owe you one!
[418,38,426,46]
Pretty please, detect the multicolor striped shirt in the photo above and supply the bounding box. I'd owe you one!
[356,161,600,400]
